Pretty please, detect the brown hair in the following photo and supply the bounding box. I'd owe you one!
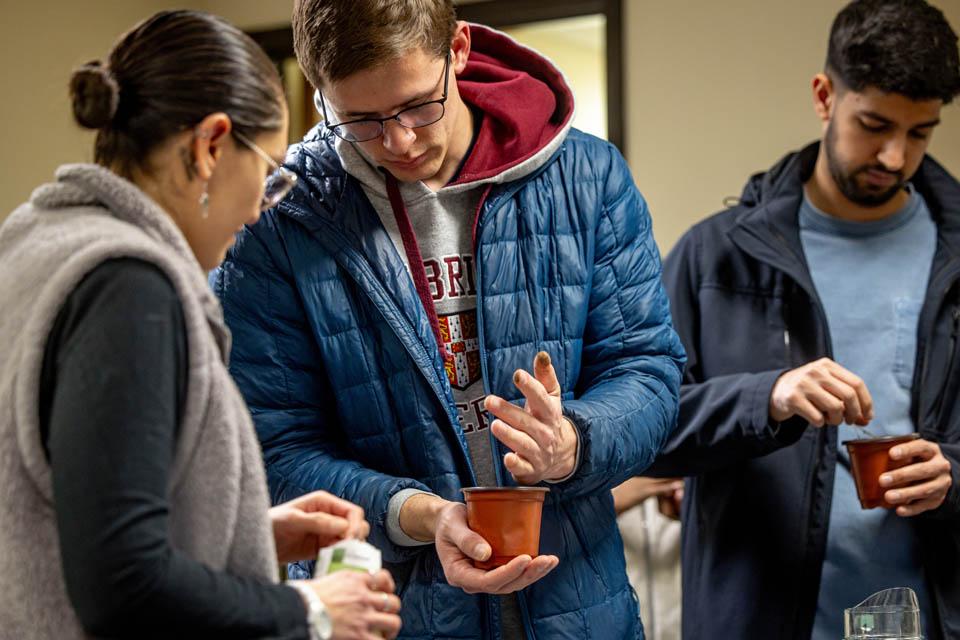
[69,10,285,177]
[292,0,457,88]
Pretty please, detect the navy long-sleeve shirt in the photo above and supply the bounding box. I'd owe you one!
[38,258,307,639]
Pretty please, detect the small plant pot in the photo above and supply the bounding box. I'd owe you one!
[843,433,920,509]
[461,487,549,570]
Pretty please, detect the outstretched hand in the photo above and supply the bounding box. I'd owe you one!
[485,352,578,485]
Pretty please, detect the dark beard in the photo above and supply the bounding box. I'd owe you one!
[824,119,905,207]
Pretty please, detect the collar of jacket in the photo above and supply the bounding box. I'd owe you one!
[727,141,960,296]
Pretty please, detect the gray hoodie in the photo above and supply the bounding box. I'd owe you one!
[334,24,575,638]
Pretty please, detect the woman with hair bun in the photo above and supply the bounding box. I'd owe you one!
[0,10,401,640]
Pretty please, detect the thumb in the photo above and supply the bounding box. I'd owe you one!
[450,519,491,561]
[533,351,561,397]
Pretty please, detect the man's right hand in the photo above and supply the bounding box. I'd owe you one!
[769,358,874,427]
[400,494,559,595]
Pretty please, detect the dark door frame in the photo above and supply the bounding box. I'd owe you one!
[455,0,624,153]
[249,0,624,152]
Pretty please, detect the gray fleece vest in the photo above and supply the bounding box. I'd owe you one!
[0,164,278,639]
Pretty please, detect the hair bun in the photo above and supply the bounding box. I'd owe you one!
[69,60,120,130]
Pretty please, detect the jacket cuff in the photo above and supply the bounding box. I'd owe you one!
[386,488,439,547]
[751,368,807,447]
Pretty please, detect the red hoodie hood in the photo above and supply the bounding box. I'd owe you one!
[452,23,576,185]
[336,26,576,355]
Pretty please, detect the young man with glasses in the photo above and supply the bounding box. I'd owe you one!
[214,1,685,638]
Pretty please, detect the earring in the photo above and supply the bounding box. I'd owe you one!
[199,185,209,219]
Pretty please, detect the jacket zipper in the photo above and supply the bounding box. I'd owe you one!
[764,228,836,638]
[473,194,540,640]
[912,276,960,640]
[929,304,960,427]
[290,210,479,486]
[912,254,960,432]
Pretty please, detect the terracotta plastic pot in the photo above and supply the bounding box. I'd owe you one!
[843,433,920,509]
[461,487,549,570]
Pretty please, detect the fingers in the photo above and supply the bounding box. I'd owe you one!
[639,478,683,497]
[295,491,369,539]
[824,360,874,421]
[533,351,561,397]
[885,474,951,508]
[503,452,537,483]
[792,395,826,427]
[494,554,560,593]
[883,441,950,511]
[490,419,540,461]
[297,490,360,517]
[366,611,403,638]
[890,439,939,462]
[365,572,402,639]
[880,457,952,489]
[364,590,402,614]
[513,368,555,417]
[880,441,952,516]
[478,555,535,593]
[895,494,947,517]
[303,511,350,539]
[772,359,875,426]
[818,376,862,424]
[444,508,491,562]
[807,386,845,426]
[370,569,396,594]
[354,518,371,540]
[336,500,369,540]
[656,493,681,520]
[448,554,559,595]
[485,395,552,448]
[449,554,532,594]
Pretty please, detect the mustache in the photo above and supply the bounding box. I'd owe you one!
[855,165,904,181]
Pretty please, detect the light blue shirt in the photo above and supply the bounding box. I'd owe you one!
[801,187,938,640]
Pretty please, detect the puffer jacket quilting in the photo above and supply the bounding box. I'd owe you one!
[213,125,685,640]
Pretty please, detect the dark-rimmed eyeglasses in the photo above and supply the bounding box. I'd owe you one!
[314,53,451,143]
[232,130,298,211]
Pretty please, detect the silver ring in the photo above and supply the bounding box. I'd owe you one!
[380,592,390,611]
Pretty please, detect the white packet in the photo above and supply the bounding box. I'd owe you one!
[315,539,382,576]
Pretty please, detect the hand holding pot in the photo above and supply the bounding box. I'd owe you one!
[878,438,953,517]
[434,500,559,594]
[485,352,579,484]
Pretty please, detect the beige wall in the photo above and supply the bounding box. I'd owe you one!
[198,0,292,30]
[625,0,960,252]
[0,0,293,221]
[2,0,959,246]
[0,1,186,219]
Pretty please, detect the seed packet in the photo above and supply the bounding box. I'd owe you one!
[315,538,382,576]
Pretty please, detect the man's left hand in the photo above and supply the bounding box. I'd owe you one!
[485,351,578,485]
[880,439,954,517]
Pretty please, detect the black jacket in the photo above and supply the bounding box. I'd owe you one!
[650,142,960,640]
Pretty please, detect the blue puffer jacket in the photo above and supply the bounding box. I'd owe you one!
[213,123,685,639]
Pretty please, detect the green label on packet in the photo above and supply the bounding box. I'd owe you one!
[316,539,382,576]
